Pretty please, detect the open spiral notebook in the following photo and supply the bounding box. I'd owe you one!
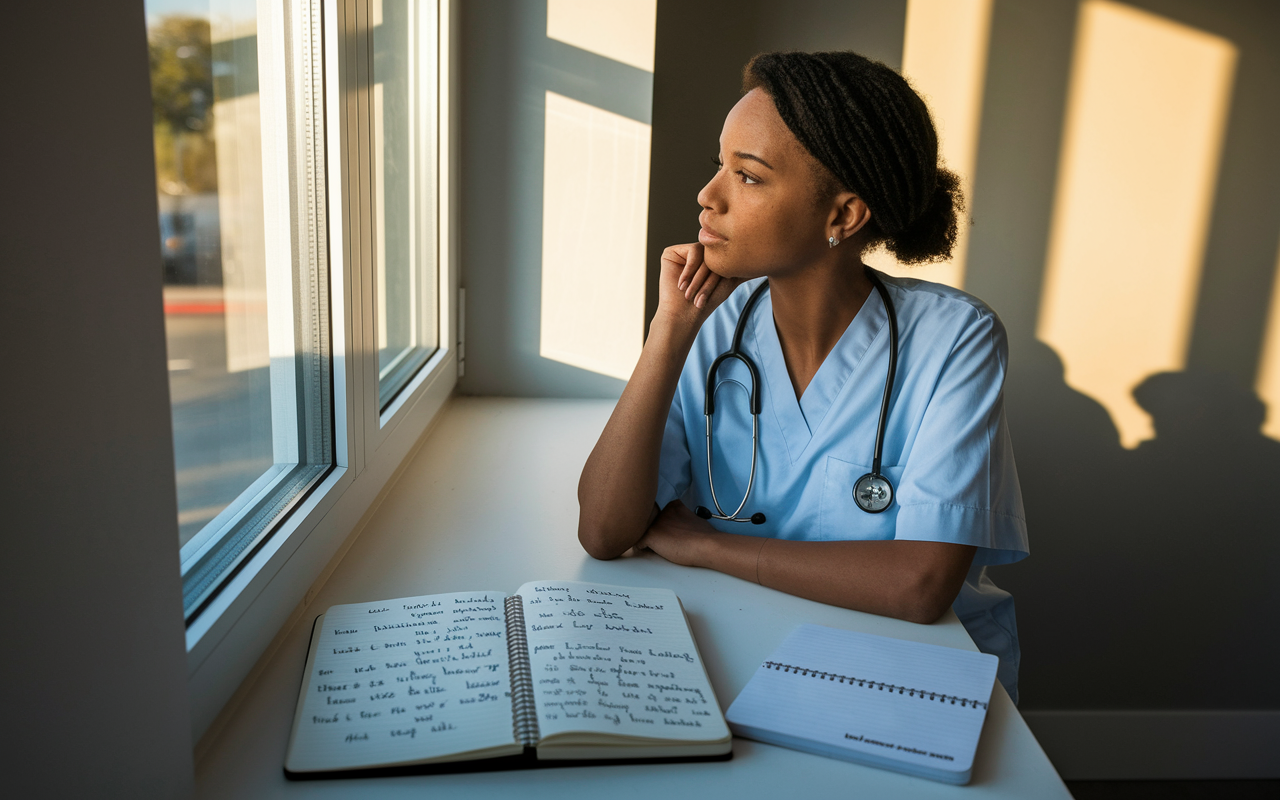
[726,624,999,784]
[284,581,731,778]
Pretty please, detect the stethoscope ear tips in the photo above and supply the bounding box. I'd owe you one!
[750,513,766,525]
[695,506,713,519]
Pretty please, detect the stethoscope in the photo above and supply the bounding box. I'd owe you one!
[694,266,900,524]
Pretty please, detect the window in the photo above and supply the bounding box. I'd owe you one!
[373,0,440,409]
[147,0,445,626]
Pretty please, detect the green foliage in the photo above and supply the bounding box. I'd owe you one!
[149,15,214,132]
[149,15,218,194]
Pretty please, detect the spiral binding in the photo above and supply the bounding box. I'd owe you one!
[505,595,540,746]
[762,661,989,710]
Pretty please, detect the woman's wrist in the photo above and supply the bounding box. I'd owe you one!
[688,528,723,570]
[646,310,701,355]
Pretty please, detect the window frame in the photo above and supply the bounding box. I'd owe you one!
[185,0,459,744]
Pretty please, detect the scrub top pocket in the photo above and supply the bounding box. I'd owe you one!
[816,456,905,541]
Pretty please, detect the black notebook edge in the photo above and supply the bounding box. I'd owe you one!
[284,602,734,782]
[284,748,734,781]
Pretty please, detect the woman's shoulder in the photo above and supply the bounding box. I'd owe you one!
[876,270,1004,338]
[876,270,994,316]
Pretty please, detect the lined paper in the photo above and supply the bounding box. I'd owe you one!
[285,592,519,772]
[518,580,729,743]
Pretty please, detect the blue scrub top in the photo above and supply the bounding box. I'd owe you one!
[656,272,1029,702]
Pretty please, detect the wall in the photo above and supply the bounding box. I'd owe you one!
[458,0,653,397]
[0,1,195,796]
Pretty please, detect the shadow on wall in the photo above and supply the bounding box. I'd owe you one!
[966,0,1280,709]
[996,344,1280,708]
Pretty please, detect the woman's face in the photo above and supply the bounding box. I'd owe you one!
[697,88,834,278]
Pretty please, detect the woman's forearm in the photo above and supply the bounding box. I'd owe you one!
[577,322,695,559]
[694,532,976,624]
[578,241,739,560]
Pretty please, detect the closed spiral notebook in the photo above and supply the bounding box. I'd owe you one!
[725,624,998,784]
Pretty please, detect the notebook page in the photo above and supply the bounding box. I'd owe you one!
[286,592,519,772]
[517,581,729,743]
[726,625,998,774]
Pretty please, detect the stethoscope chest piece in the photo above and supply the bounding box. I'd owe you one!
[853,472,894,513]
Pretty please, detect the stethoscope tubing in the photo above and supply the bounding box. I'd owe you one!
[867,269,898,477]
[699,268,899,523]
[704,401,758,520]
[698,280,773,524]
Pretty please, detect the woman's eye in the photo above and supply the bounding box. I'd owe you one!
[710,157,758,185]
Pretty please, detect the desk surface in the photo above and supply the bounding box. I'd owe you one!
[196,398,1070,799]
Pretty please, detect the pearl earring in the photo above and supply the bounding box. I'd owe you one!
[828,236,839,248]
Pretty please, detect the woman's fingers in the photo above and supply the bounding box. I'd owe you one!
[684,264,717,304]
[694,272,721,309]
[683,264,706,299]
[656,242,736,321]
[676,245,704,292]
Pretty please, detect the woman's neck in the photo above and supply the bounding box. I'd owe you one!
[768,254,873,400]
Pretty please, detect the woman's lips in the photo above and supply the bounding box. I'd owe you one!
[698,226,727,245]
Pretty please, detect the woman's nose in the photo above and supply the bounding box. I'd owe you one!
[697,172,722,211]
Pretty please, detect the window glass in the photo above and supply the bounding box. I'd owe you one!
[148,0,273,546]
[148,0,334,620]
[373,0,439,410]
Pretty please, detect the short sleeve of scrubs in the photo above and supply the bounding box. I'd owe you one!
[889,305,1027,565]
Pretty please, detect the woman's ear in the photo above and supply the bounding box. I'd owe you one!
[831,193,872,243]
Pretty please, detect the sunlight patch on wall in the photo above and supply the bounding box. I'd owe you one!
[546,0,656,72]
[1037,0,1236,448]
[866,0,992,289]
[1256,241,1280,441]
[540,91,651,380]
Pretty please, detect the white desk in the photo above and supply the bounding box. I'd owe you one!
[196,398,1071,799]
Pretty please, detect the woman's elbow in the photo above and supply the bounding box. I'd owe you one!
[900,597,952,625]
[576,488,615,559]
[577,518,633,561]
[896,572,960,625]
[890,543,973,624]
[578,529,619,561]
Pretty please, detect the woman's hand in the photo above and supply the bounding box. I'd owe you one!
[635,501,720,567]
[654,243,742,339]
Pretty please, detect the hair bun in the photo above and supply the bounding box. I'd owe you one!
[742,51,966,266]
[884,168,964,265]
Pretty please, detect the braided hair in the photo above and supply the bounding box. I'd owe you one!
[743,51,963,264]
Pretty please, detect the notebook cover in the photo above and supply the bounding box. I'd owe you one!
[726,624,997,784]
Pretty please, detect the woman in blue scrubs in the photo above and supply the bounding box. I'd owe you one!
[577,52,1028,702]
